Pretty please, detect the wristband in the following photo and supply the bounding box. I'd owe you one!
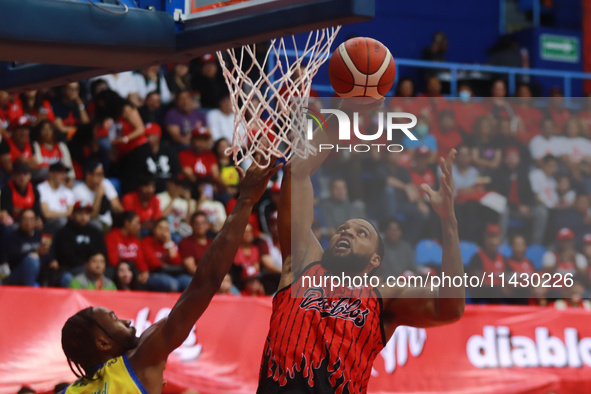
[164,241,175,249]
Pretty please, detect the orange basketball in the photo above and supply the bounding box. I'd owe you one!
[328,37,396,97]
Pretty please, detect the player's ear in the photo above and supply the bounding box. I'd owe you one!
[369,253,381,270]
[95,335,113,351]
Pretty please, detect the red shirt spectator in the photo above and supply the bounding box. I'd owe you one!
[453,101,488,135]
[410,147,436,199]
[431,110,463,160]
[122,179,162,228]
[116,116,148,157]
[13,91,55,125]
[179,127,220,184]
[141,219,182,271]
[179,211,213,274]
[0,162,42,220]
[104,212,148,272]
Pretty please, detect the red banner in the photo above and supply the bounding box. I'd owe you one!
[1,287,591,393]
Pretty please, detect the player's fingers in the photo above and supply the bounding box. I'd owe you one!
[236,166,245,181]
[420,183,436,199]
[439,157,450,178]
[446,149,457,174]
[267,163,284,178]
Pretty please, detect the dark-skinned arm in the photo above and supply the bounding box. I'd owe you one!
[132,158,281,365]
[383,150,465,331]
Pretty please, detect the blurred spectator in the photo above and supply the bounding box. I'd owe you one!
[553,279,591,309]
[52,82,90,138]
[559,117,591,181]
[165,62,192,97]
[179,211,213,275]
[67,122,108,179]
[69,251,116,290]
[94,72,141,107]
[7,117,40,173]
[114,261,141,291]
[232,223,261,288]
[1,162,42,220]
[422,31,448,62]
[394,77,415,97]
[241,266,265,296]
[73,161,123,230]
[37,162,74,234]
[469,116,502,175]
[13,90,55,126]
[555,175,576,210]
[320,178,365,236]
[489,80,516,122]
[0,131,11,177]
[431,110,462,161]
[420,76,443,97]
[496,117,529,156]
[529,118,563,168]
[207,94,236,142]
[139,91,166,127]
[218,273,240,295]
[158,177,196,242]
[258,211,283,274]
[50,201,108,288]
[258,181,281,235]
[196,182,227,232]
[1,209,49,286]
[529,155,558,244]
[553,194,591,249]
[32,120,75,180]
[165,90,209,150]
[377,217,418,278]
[402,114,437,161]
[133,66,173,105]
[409,146,437,200]
[468,223,511,302]
[0,90,15,130]
[141,218,192,292]
[453,84,489,136]
[191,54,228,109]
[542,228,587,287]
[105,211,149,284]
[180,128,224,192]
[95,89,150,195]
[506,234,536,301]
[547,87,570,133]
[491,146,537,242]
[513,84,543,144]
[145,122,181,193]
[213,137,240,195]
[121,177,162,232]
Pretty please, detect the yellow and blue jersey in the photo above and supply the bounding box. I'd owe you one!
[62,354,148,394]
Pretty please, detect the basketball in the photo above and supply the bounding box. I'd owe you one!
[328,37,396,97]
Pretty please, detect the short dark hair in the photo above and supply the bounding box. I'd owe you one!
[190,211,208,225]
[542,154,557,164]
[379,217,401,233]
[113,211,138,228]
[61,307,102,380]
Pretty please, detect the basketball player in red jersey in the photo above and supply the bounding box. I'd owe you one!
[257,102,465,394]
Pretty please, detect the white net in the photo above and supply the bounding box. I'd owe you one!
[216,26,341,168]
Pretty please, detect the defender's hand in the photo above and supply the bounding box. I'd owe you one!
[421,149,456,221]
[236,157,282,205]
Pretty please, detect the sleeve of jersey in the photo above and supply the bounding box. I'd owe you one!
[105,231,121,267]
[141,238,163,271]
[134,242,149,272]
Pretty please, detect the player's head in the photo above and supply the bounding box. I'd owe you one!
[321,219,384,275]
[62,307,138,380]
[483,223,501,253]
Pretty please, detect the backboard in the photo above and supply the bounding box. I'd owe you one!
[0,0,374,91]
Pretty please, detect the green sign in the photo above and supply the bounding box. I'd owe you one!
[540,34,579,63]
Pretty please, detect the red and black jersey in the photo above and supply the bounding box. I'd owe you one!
[257,263,385,394]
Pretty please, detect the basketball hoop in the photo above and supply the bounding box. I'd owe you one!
[216,27,341,168]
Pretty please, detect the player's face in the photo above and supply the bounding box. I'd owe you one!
[322,219,378,274]
[92,307,138,353]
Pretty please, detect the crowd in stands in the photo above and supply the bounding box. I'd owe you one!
[0,52,590,308]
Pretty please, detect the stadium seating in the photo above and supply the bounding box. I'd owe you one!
[459,240,479,266]
[525,244,547,270]
[415,239,443,266]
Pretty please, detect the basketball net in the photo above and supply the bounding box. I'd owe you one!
[216,27,341,168]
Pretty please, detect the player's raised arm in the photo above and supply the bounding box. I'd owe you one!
[383,149,465,330]
[132,159,281,364]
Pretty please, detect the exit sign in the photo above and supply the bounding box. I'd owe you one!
[540,34,580,63]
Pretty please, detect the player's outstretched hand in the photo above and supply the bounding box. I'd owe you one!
[421,149,456,221]
[236,156,283,204]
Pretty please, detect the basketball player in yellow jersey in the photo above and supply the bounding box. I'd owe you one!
[60,158,281,394]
